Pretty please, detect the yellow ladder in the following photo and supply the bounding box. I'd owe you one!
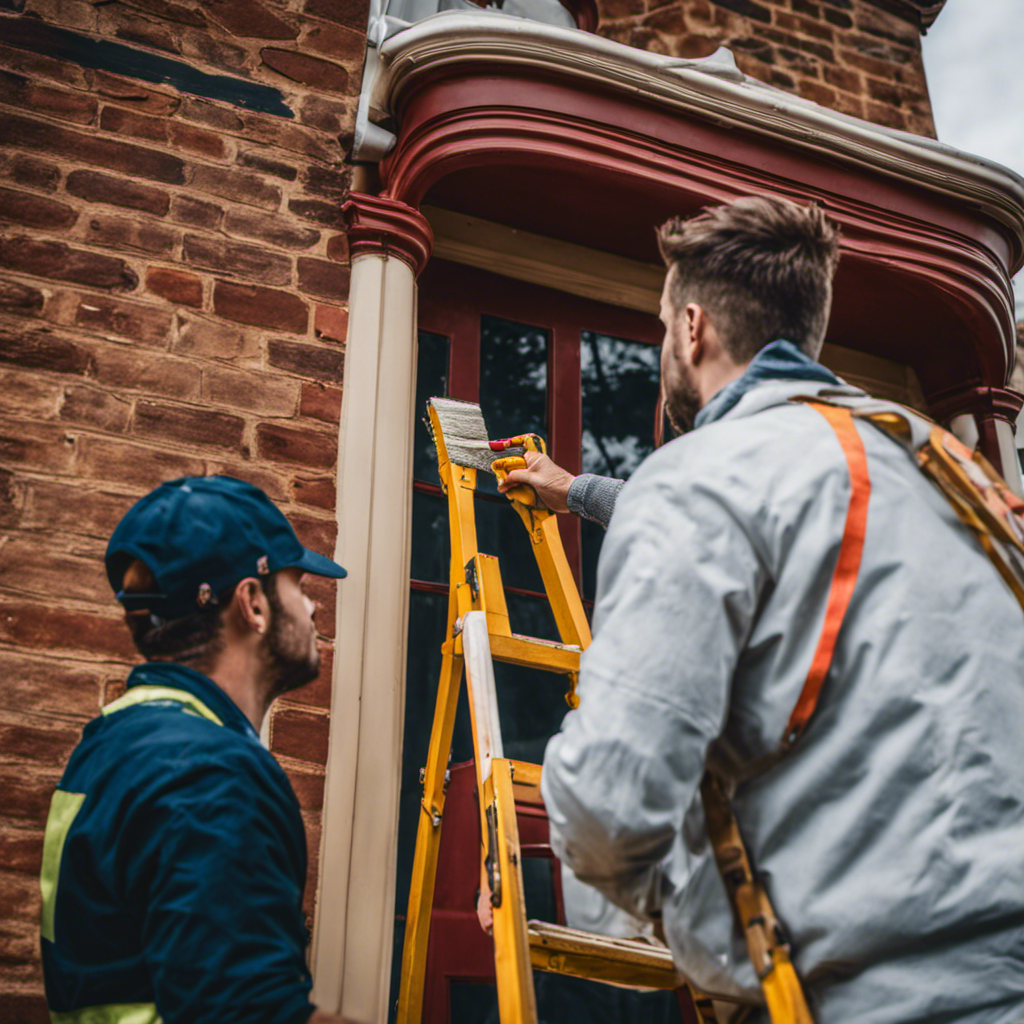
[395,400,713,1024]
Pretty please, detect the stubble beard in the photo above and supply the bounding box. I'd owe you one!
[663,362,702,436]
[264,585,320,698]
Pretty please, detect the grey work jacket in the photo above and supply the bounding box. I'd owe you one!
[542,378,1024,1024]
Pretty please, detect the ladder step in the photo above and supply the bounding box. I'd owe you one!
[489,632,581,674]
[527,921,682,990]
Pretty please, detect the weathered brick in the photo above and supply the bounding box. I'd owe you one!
[290,511,336,556]
[133,400,246,450]
[0,714,86,765]
[864,99,906,130]
[214,281,308,332]
[302,572,336,636]
[179,29,249,72]
[0,602,134,660]
[170,194,223,229]
[0,467,23,528]
[183,234,292,286]
[261,47,349,93]
[301,164,350,201]
[268,337,344,381]
[224,208,319,249]
[170,121,227,160]
[0,186,75,230]
[292,473,336,509]
[179,96,243,131]
[823,5,852,28]
[0,652,101,722]
[0,236,138,290]
[0,70,98,125]
[313,304,347,343]
[286,763,326,810]
[0,415,78,473]
[709,0,771,23]
[239,112,335,163]
[110,11,181,54]
[325,234,348,262]
[4,113,186,184]
[203,459,290,502]
[0,828,46,876]
[71,293,173,346]
[8,154,61,193]
[20,479,134,542]
[236,150,299,181]
[66,169,170,217]
[0,367,63,419]
[0,280,44,317]
[0,765,62,825]
[191,164,282,210]
[92,70,181,115]
[79,436,205,489]
[796,78,836,106]
[203,0,299,38]
[0,42,89,89]
[256,421,336,468]
[303,0,369,31]
[174,316,255,361]
[300,381,342,423]
[84,213,176,256]
[146,267,203,307]
[98,104,167,144]
[297,257,349,301]
[124,0,208,27]
[301,22,365,60]
[203,364,299,416]
[823,63,862,93]
[0,326,95,375]
[287,197,346,229]
[790,0,820,16]
[91,345,201,399]
[774,10,833,42]
[59,384,132,433]
[298,94,354,135]
[270,705,329,764]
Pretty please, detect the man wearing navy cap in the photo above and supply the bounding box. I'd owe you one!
[39,476,367,1024]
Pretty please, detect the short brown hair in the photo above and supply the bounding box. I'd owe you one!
[657,195,840,361]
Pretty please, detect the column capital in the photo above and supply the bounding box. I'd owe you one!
[929,384,1024,426]
[342,192,433,277]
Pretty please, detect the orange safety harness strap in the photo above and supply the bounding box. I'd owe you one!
[782,403,871,749]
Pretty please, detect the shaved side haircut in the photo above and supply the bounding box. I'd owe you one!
[657,195,841,361]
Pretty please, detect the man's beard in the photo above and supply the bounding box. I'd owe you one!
[264,584,320,697]
[663,363,702,436]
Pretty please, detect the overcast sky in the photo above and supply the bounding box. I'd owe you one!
[921,0,1024,319]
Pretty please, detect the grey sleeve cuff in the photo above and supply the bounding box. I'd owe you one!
[567,474,625,528]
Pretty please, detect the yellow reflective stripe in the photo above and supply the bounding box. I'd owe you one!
[101,685,223,726]
[40,789,86,942]
[49,1002,162,1024]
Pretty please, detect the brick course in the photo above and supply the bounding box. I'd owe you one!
[0,1,363,1011]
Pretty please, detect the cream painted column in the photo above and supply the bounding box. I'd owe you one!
[312,194,433,1022]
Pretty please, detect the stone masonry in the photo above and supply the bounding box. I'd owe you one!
[0,0,937,1019]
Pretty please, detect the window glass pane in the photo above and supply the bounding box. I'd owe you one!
[474,497,547,597]
[479,314,548,440]
[409,490,449,585]
[414,329,450,485]
[580,331,661,602]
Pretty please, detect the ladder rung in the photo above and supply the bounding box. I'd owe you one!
[489,633,581,673]
[527,921,682,990]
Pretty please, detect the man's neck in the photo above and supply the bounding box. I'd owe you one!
[208,648,272,732]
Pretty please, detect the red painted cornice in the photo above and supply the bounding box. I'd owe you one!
[928,385,1024,426]
[342,192,434,278]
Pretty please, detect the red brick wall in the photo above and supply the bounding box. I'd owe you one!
[597,0,936,135]
[0,0,366,1017]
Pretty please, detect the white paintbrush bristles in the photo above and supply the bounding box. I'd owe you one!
[428,397,524,474]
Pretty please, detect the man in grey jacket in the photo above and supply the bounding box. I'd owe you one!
[499,196,1024,1024]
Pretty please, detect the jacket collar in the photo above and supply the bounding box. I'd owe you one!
[125,661,260,741]
[694,339,842,430]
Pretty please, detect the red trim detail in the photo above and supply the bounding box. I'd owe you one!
[342,192,433,277]
[784,405,871,746]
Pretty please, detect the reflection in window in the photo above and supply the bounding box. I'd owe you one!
[580,330,661,478]
[580,331,661,601]
[479,315,548,442]
[413,330,450,486]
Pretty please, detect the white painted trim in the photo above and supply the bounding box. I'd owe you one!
[995,418,1023,495]
[313,252,417,1022]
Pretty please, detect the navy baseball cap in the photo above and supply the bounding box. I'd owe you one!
[105,475,346,620]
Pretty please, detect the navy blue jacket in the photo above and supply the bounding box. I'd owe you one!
[40,662,316,1024]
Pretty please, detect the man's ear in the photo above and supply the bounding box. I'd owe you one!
[227,577,269,637]
[685,303,707,364]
